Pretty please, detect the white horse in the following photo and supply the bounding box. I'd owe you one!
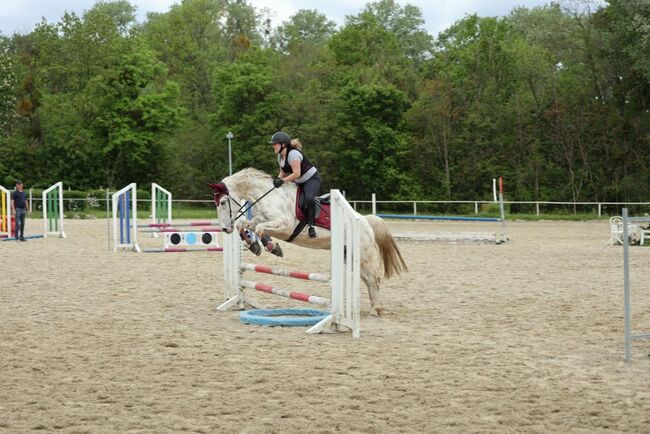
[209,168,407,316]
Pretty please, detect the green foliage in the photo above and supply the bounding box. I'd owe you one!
[335,82,420,198]
[1,0,649,207]
[272,9,337,53]
[87,48,182,186]
[0,50,18,135]
[210,48,279,177]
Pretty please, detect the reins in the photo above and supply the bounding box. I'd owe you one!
[230,186,277,223]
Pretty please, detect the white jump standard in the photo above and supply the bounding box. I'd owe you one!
[42,181,66,238]
[218,189,361,338]
[151,183,172,238]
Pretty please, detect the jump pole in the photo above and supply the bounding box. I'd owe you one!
[1,234,45,242]
[239,263,329,282]
[240,280,330,306]
[142,246,224,253]
[375,214,499,222]
[138,227,222,233]
[42,181,66,238]
[137,222,221,229]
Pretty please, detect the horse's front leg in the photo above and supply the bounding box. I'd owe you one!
[238,227,262,256]
[235,220,262,256]
[255,219,291,257]
[259,233,284,257]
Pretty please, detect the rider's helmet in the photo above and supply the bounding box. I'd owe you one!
[269,131,291,145]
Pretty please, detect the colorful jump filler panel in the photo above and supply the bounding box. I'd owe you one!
[151,183,172,238]
[112,183,140,252]
[164,230,221,248]
[138,225,225,253]
[0,185,11,238]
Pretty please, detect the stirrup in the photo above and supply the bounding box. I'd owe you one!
[308,226,317,238]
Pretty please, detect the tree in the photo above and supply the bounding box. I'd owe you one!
[329,0,432,94]
[406,79,458,198]
[272,9,337,53]
[349,0,432,64]
[335,82,419,199]
[86,47,183,187]
[142,0,228,116]
[224,0,264,57]
[0,49,17,136]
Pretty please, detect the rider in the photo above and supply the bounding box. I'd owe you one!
[270,131,321,238]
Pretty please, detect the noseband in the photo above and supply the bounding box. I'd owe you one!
[209,181,277,229]
[210,183,244,230]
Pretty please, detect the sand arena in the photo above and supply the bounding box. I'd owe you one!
[1,218,649,432]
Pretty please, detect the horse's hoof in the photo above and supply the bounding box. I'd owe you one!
[375,308,384,317]
[271,244,283,257]
[249,242,262,256]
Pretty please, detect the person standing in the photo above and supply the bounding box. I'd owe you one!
[270,131,321,238]
[11,180,29,241]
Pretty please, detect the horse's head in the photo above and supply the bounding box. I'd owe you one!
[208,182,239,234]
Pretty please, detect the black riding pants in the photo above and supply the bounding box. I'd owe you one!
[299,172,321,226]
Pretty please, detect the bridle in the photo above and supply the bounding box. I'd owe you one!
[217,194,244,231]
[210,182,276,231]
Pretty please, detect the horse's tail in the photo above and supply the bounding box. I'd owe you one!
[366,214,407,279]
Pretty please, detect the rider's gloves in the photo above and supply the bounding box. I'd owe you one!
[273,178,284,188]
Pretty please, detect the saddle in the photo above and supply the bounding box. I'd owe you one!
[295,187,331,230]
[285,187,331,242]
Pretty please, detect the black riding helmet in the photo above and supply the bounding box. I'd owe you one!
[269,131,291,145]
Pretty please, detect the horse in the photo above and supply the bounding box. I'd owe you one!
[208,168,407,316]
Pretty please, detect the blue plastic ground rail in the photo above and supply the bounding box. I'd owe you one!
[1,234,45,241]
[239,308,330,327]
[376,213,500,222]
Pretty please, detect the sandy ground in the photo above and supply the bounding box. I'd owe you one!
[1,217,650,433]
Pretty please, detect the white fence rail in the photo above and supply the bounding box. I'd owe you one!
[39,195,650,218]
[350,199,650,217]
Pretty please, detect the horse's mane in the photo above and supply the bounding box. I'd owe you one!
[227,167,272,182]
[224,167,274,200]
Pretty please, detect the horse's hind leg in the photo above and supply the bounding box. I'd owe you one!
[361,271,383,316]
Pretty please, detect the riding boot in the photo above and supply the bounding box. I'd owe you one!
[307,200,317,238]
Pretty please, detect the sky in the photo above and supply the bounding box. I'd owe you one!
[1,0,554,38]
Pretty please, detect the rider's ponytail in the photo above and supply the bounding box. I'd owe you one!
[290,138,303,150]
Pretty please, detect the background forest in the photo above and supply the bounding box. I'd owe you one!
[0,0,648,203]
